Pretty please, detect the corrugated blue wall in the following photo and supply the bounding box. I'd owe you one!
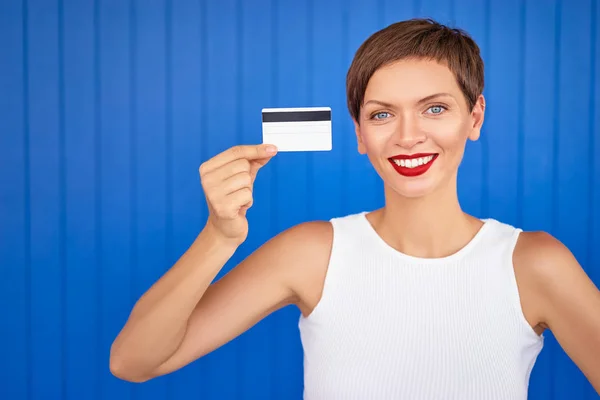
[1,0,598,399]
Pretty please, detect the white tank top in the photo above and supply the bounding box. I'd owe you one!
[298,212,544,399]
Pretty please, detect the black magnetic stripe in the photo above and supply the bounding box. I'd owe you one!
[262,110,331,122]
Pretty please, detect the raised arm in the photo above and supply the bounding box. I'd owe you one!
[109,144,333,382]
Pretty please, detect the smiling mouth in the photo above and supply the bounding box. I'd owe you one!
[388,153,439,177]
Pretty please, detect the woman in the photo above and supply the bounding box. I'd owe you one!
[109,18,600,398]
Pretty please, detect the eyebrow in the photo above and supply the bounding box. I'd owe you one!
[363,93,455,108]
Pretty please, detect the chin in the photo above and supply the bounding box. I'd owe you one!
[385,178,438,199]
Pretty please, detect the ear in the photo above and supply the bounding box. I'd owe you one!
[354,118,367,154]
[468,94,485,142]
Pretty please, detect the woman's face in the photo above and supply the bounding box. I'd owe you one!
[354,58,485,199]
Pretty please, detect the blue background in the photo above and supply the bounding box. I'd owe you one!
[1,0,599,399]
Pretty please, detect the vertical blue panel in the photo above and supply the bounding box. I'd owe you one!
[98,0,134,398]
[0,1,28,399]
[270,1,310,397]
[130,0,169,399]
[521,1,559,398]
[591,0,600,302]
[554,0,595,398]
[382,0,416,26]
[236,0,276,398]
[454,0,486,217]
[62,0,100,398]
[26,1,64,398]
[589,6,600,396]
[199,0,240,398]
[521,1,559,234]
[416,0,453,22]
[311,0,346,221]
[485,0,522,226]
[166,0,206,398]
[344,0,383,214]
[417,0,453,22]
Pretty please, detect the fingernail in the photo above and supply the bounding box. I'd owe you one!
[265,145,277,155]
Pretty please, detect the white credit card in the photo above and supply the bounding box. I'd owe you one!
[261,107,332,152]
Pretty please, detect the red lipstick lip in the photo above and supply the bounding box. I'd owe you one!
[389,152,438,160]
[388,153,438,177]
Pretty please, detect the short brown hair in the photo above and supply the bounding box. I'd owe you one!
[346,18,484,122]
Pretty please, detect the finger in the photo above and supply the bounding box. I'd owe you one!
[207,158,251,183]
[240,202,252,216]
[249,152,277,176]
[248,149,280,182]
[220,171,252,196]
[213,187,252,219]
[200,159,250,192]
[228,187,253,211]
[201,144,277,175]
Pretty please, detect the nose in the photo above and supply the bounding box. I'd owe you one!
[394,116,427,149]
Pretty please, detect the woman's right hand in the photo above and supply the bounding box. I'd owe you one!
[199,144,278,246]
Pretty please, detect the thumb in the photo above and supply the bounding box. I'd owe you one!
[250,149,277,181]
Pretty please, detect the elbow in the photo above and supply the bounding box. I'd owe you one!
[109,345,152,383]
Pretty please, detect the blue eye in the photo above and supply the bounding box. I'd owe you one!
[426,105,446,114]
[372,112,390,119]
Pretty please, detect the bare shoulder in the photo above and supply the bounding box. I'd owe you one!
[514,229,574,261]
[262,220,333,266]
[512,231,579,330]
[513,230,575,290]
[513,230,600,392]
[513,230,593,305]
[264,220,334,315]
[272,219,333,250]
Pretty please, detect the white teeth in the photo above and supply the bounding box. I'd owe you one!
[393,155,435,168]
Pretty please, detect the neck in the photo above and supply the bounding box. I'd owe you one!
[369,176,483,259]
